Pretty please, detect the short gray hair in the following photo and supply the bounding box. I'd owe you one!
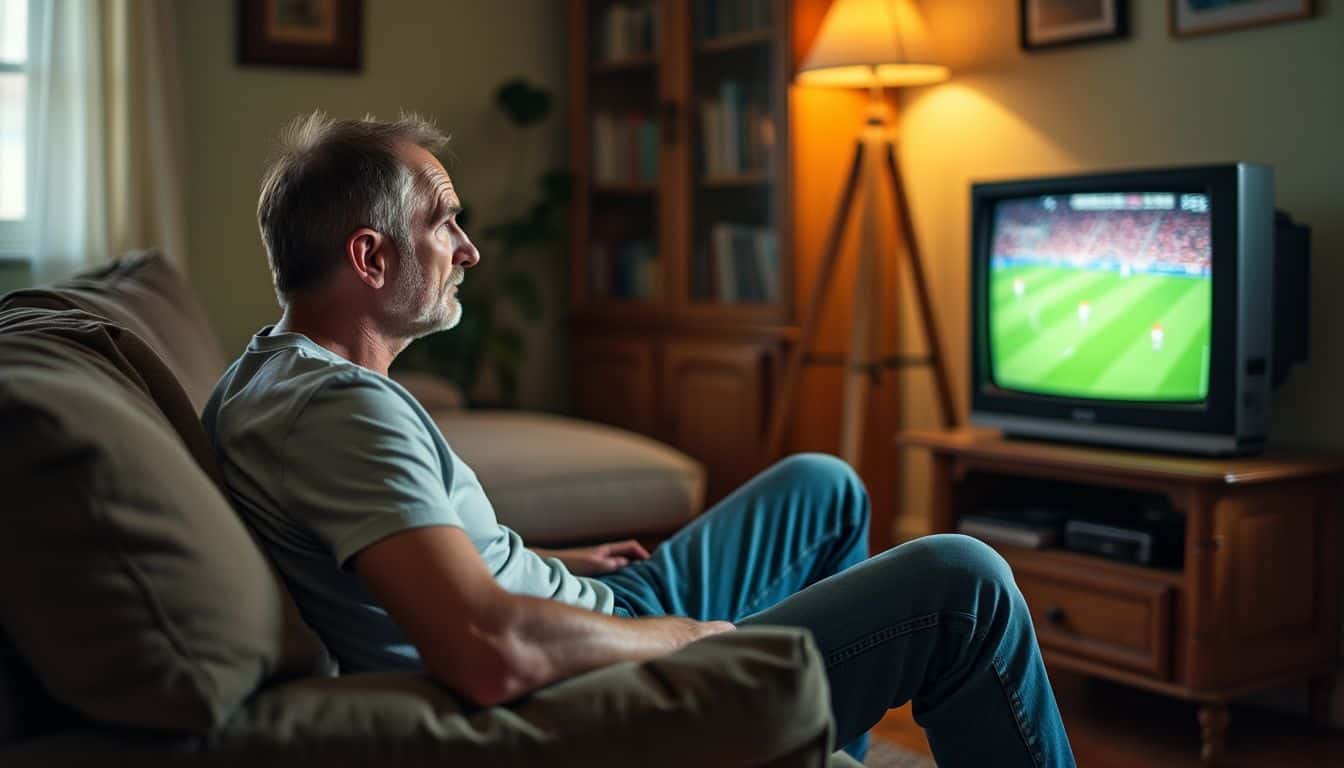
[256,110,450,302]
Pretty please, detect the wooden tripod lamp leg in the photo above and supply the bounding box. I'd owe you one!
[764,139,867,462]
[884,141,959,428]
[839,133,887,466]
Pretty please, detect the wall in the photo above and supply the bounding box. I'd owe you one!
[175,0,569,410]
[0,258,29,294]
[898,1,1343,453]
[895,0,1344,723]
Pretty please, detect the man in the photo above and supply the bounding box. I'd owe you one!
[204,112,1075,766]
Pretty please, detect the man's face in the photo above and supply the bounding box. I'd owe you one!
[388,144,480,339]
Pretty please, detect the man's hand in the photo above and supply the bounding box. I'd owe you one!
[653,616,737,650]
[534,539,651,576]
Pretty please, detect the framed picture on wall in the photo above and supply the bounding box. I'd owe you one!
[237,0,363,71]
[1020,0,1129,51]
[1170,0,1314,38]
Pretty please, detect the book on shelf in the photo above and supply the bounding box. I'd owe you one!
[590,240,658,300]
[754,227,780,301]
[703,223,778,303]
[597,2,658,62]
[592,111,658,186]
[699,101,723,178]
[698,0,772,41]
[699,81,774,179]
[637,120,658,182]
[719,80,741,174]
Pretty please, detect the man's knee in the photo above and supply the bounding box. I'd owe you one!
[771,453,869,523]
[772,452,863,493]
[894,533,1016,600]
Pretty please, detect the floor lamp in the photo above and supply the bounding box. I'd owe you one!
[766,0,958,466]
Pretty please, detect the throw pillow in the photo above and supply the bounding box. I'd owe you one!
[0,251,229,411]
[0,314,331,735]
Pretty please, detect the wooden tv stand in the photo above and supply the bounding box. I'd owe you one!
[897,429,1343,763]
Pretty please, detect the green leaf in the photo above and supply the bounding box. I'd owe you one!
[483,211,554,250]
[539,169,574,205]
[481,219,526,248]
[503,272,543,323]
[485,328,526,370]
[527,201,552,230]
[495,80,552,126]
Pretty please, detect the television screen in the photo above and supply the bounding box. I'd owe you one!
[988,191,1213,402]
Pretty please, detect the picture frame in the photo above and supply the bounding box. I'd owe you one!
[237,0,363,71]
[1170,0,1314,38]
[1020,0,1129,51]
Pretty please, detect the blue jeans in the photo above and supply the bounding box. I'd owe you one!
[597,454,1076,767]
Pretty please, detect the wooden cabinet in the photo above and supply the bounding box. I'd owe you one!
[1014,561,1175,680]
[568,0,796,502]
[662,339,775,500]
[570,335,657,436]
[900,428,1344,763]
[570,330,780,503]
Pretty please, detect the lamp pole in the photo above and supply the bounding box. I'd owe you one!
[840,80,893,465]
[765,83,957,465]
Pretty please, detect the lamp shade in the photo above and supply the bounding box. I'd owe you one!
[797,0,948,88]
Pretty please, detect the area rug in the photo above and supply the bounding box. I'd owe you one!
[864,739,936,767]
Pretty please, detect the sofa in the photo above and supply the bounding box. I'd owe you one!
[0,252,862,766]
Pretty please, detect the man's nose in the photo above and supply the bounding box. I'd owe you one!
[455,238,481,269]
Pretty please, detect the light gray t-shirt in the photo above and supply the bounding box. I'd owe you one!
[202,327,613,673]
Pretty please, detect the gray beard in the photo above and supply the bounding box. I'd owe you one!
[394,258,462,340]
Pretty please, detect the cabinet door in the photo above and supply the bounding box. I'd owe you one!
[571,335,658,437]
[662,340,775,502]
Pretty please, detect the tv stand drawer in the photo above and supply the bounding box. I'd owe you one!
[1013,566,1173,680]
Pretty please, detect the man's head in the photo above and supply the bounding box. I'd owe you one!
[257,111,479,340]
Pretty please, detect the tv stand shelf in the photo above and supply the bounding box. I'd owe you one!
[898,428,1344,764]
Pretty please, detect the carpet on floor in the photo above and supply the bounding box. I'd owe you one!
[863,739,936,767]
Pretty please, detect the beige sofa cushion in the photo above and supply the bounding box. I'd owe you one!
[434,410,705,544]
[0,251,229,412]
[0,309,330,735]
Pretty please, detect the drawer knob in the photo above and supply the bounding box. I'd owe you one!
[1046,605,1066,625]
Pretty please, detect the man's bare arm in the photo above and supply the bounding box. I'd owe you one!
[354,525,733,707]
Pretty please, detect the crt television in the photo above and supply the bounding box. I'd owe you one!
[969,164,1308,455]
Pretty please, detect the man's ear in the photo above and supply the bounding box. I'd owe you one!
[345,228,392,290]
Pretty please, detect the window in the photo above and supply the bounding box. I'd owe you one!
[0,0,29,255]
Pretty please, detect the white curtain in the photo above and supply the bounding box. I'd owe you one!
[27,0,186,283]
[26,0,105,282]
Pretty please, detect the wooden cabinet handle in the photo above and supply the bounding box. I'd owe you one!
[1047,605,1066,625]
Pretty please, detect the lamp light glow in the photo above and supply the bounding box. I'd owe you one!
[796,0,948,89]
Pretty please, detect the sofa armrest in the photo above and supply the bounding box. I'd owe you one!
[213,627,833,767]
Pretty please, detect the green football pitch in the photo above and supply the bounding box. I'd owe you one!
[989,264,1211,401]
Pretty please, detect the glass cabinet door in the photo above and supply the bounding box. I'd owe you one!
[581,0,664,307]
[686,0,784,314]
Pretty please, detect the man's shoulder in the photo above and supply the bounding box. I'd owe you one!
[207,341,408,440]
[223,341,380,403]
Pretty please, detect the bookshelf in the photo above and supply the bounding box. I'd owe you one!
[589,54,657,74]
[568,0,793,501]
